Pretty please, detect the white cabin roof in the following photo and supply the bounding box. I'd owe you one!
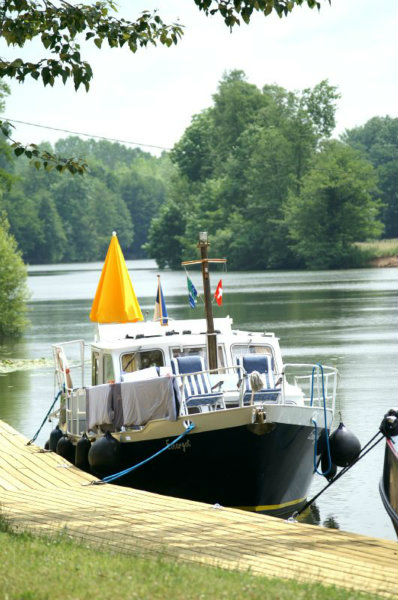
[97,317,234,343]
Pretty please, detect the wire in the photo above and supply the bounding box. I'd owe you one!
[2,116,172,151]
[290,430,384,519]
[27,389,63,445]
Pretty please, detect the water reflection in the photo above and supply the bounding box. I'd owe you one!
[297,501,340,530]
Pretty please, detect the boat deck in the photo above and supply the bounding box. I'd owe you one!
[0,420,396,598]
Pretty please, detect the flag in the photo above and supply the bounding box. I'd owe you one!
[214,279,223,306]
[187,276,198,308]
[154,276,168,325]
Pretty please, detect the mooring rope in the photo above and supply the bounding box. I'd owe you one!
[311,363,333,477]
[312,419,331,476]
[289,429,384,520]
[88,422,196,485]
[26,389,63,446]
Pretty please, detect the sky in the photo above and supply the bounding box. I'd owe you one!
[1,0,397,155]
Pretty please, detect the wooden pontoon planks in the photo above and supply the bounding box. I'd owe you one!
[0,421,396,598]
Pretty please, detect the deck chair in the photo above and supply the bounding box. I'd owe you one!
[236,355,281,404]
[171,355,224,412]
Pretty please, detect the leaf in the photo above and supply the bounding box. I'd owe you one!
[14,147,25,157]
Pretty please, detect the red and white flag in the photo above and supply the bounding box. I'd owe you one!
[214,279,223,306]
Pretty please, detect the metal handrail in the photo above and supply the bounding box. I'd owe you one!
[283,363,338,412]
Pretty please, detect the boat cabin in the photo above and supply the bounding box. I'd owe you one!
[89,317,281,386]
[52,316,337,440]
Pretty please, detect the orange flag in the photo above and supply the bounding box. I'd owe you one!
[90,233,143,323]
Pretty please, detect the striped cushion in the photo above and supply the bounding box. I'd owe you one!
[171,356,222,406]
[237,355,279,403]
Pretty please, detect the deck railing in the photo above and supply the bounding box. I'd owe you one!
[283,363,338,413]
[61,361,338,435]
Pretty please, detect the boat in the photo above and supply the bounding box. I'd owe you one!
[379,409,398,536]
[49,232,339,518]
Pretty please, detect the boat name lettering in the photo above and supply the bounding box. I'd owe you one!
[165,439,191,453]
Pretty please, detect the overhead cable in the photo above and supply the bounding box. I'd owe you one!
[2,116,172,151]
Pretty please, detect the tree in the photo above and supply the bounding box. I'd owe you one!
[117,169,166,257]
[170,110,216,183]
[0,0,328,171]
[0,83,29,336]
[158,73,340,270]
[342,117,398,238]
[0,215,29,337]
[284,140,383,269]
[144,175,190,269]
[210,70,266,171]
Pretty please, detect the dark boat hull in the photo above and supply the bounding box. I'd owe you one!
[111,421,317,518]
[379,437,398,536]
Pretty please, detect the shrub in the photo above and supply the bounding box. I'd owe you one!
[0,215,29,337]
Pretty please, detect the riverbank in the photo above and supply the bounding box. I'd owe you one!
[369,255,398,268]
[357,239,398,267]
[0,520,379,600]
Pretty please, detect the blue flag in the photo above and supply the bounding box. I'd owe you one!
[187,276,198,308]
[154,276,168,325]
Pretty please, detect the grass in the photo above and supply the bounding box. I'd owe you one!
[356,238,398,260]
[0,514,381,600]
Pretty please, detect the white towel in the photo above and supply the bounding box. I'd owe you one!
[122,367,159,382]
[120,376,176,426]
[86,384,113,431]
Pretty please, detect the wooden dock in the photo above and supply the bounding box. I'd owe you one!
[0,420,396,598]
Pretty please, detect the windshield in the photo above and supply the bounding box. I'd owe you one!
[121,349,164,373]
[231,344,274,369]
[171,345,225,368]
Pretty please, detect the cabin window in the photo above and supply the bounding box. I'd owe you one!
[92,352,100,386]
[171,346,225,368]
[121,349,164,373]
[231,344,274,369]
[103,354,115,383]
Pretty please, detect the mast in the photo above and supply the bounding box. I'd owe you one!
[198,232,217,370]
[181,231,226,371]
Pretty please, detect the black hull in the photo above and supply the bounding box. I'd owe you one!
[379,437,398,537]
[104,422,317,518]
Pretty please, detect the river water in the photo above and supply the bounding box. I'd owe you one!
[0,261,397,540]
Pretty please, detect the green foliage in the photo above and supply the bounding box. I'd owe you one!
[0,216,29,337]
[117,169,167,257]
[342,117,398,238]
[0,1,183,90]
[9,139,89,175]
[194,0,328,28]
[211,70,266,170]
[1,136,173,263]
[356,238,398,261]
[284,141,383,269]
[0,0,182,171]
[145,176,188,269]
[152,72,341,270]
[171,110,215,182]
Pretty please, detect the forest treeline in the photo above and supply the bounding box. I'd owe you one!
[0,133,175,263]
[0,72,397,272]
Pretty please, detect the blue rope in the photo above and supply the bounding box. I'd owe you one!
[27,388,63,445]
[98,422,196,484]
[311,363,332,476]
